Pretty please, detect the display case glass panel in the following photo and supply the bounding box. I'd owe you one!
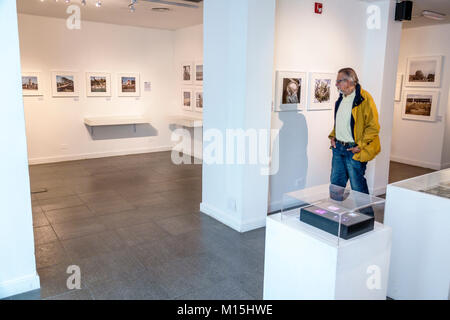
[390,168,450,199]
[281,184,385,246]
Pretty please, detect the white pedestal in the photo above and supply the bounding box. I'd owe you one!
[384,184,450,300]
[263,214,392,300]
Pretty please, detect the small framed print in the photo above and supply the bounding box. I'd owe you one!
[86,72,111,97]
[194,61,203,85]
[182,89,193,111]
[52,71,79,97]
[118,73,140,97]
[182,62,194,84]
[275,71,307,111]
[194,90,203,112]
[308,72,337,111]
[405,56,442,88]
[402,90,439,122]
[22,72,43,96]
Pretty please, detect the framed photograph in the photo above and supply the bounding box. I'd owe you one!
[117,73,140,97]
[405,56,442,88]
[395,74,403,102]
[182,89,193,111]
[52,71,79,97]
[22,72,43,96]
[308,72,337,110]
[275,71,307,111]
[402,90,439,122]
[194,90,203,112]
[86,72,111,97]
[195,61,203,85]
[182,62,194,84]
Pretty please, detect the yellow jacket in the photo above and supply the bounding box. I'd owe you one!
[329,84,381,163]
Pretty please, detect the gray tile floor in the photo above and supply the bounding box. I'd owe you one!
[25,152,264,300]
[8,154,435,300]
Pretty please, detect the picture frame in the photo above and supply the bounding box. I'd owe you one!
[194,90,203,112]
[52,71,79,97]
[395,74,403,102]
[22,72,43,96]
[308,72,337,111]
[401,90,439,122]
[182,89,193,111]
[405,56,442,88]
[117,73,140,97]
[86,72,111,97]
[275,71,307,111]
[194,61,203,86]
[181,62,194,85]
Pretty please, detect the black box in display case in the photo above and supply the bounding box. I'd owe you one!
[300,204,374,240]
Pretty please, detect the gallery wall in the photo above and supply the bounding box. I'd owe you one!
[391,23,450,170]
[18,14,178,164]
[0,2,40,299]
[172,24,204,160]
[269,0,400,211]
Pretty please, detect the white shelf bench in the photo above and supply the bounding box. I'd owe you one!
[84,115,148,135]
[169,115,203,128]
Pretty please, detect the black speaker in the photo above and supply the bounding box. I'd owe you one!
[395,1,413,21]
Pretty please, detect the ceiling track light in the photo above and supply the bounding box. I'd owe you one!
[422,10,446,21]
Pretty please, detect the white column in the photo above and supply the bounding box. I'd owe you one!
[201,0,276,232]
[0,1,40,298]
[361,0,403,195]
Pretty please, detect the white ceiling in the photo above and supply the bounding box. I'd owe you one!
[17,0,450,31]
[403,0,450,29]
[16,0,203,30]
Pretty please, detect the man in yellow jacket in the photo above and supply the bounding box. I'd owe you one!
[329,68,381,198]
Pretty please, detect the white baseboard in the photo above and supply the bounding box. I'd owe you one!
[28,145,174,165]
[390,155,441,170]
[371,186,387,197]
[0,273,40,299]
[442,162,450,170]
[172,146,203,162]
[200,202,266,233]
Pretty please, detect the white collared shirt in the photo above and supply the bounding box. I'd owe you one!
[335,90,356,143]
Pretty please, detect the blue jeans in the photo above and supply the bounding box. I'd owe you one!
[330,141,374,217]
[330,141,369,194]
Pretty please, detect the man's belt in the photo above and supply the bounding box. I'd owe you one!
[336,139,356,147]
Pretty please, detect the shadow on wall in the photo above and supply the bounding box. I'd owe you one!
[85,124,158,140]
[269,111,308,213]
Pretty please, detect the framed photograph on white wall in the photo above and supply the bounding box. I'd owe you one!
[52,71,79,97]
[308,72,337,111]
[395,74,403,102]
[182,89,193,111]
[194,90,203,112]
[275,71,307,111]
[86,72,111,97]
[194,61,203,86]
[401,90,439,122]
[182,62,194,84]
[405,56,442,88]
[22,72,43,96]
[117,73,140,97]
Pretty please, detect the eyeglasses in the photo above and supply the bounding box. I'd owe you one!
[336,79,348,84]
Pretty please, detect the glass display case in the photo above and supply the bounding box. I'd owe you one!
[385,168,450,300]
[281,184,385,246]
[390,168,450,199]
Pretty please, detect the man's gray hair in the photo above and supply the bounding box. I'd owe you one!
[338,67,359,84]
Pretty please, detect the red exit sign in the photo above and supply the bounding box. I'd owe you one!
[315,2,323,14]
